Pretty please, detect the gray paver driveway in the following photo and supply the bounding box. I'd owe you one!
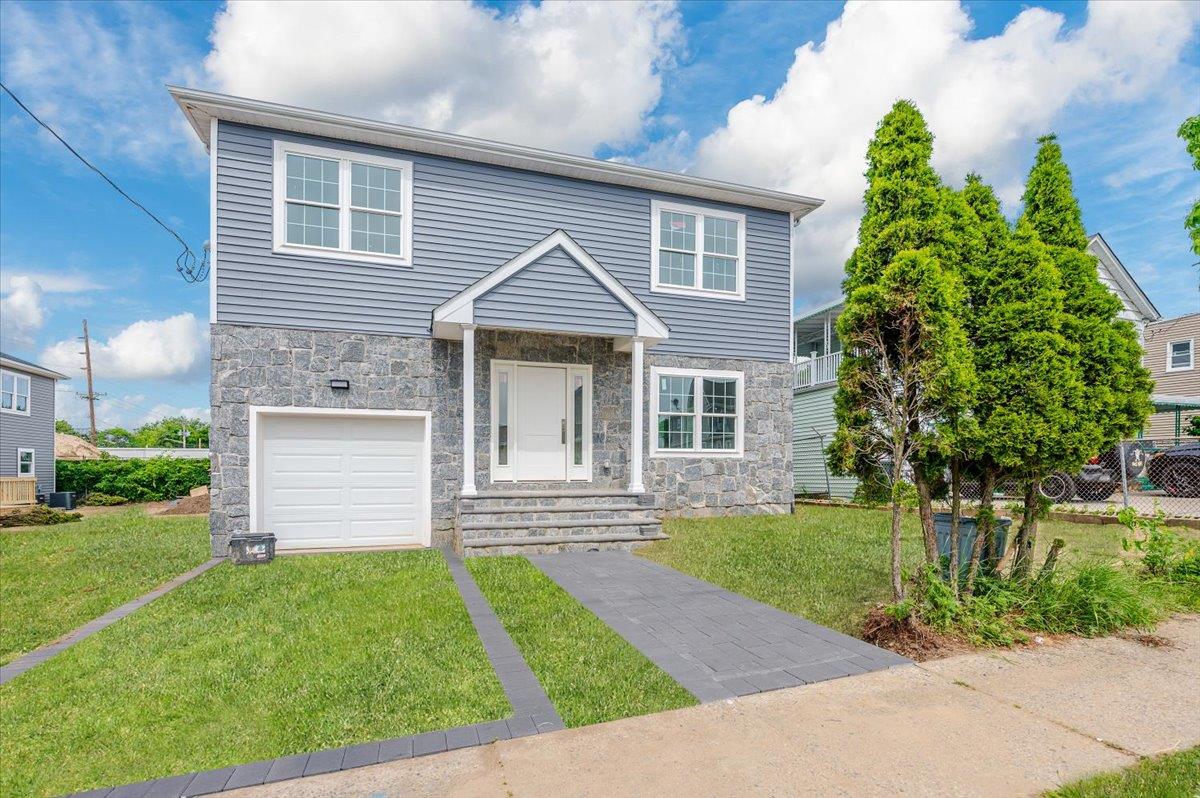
[529,551,909,702]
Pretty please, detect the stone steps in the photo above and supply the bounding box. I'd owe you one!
[457,488,664,555]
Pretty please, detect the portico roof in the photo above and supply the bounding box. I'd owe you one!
[431,230,669,351]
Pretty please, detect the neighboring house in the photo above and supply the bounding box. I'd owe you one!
[791,234,1162,499]
[1142,312,1200,443]
[171,87,822,556]
[1,352,68,501]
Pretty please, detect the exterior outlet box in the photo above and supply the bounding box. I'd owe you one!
[228,533,276,565]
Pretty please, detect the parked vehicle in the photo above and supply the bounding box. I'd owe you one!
[960,444,1145,503]
[1146,442,1200,498]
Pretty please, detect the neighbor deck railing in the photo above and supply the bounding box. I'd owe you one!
[0,477,37,507]
[793,351,842,390]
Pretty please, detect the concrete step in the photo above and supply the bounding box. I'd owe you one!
[461,517,659,533]
[460,509,658,525]
[463,530,670,555]
[458,502,647,516]
[460,491,656,511]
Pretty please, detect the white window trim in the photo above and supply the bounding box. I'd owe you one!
[1166,338,1194,372]
[489,360,593,483]
[1,370,31,416]
[649,366,744,458]
[272,140,414,267]
[650,199,746,301]
[17,448,35,477]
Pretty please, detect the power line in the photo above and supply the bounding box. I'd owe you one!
[0,81,209,283]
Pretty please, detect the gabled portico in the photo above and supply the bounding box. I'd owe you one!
[432,230,669,497]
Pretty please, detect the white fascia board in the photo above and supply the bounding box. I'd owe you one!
[168,85,823,218]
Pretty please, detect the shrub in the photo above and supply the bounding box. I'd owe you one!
[1,506,83,528]
[56,457,209,502]
[79,492,130,506]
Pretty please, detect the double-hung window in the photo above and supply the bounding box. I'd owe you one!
[1167,339,1193,372]
[1,370,31,415]
[17,448,35,477]
[273,140,413,266]
[650,200,746,300]
[650,367,743,457]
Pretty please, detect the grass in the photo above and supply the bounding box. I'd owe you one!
[1046,746,1200,797]
[639,505,1198,638]
[0,550,510,798]
[467,556,696,727]
[0,509,210,665]
[639,506,926,635]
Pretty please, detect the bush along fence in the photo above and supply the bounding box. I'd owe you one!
[56,457,210,503]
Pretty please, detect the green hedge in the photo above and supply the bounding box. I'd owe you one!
[56,458,210,502]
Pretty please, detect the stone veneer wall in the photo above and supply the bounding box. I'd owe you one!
[210,323,793,555]
[209,323,463,554]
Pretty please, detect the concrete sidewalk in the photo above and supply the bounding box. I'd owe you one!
[226,615,1200,798]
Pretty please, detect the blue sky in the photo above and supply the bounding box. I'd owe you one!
[0,0,1197,430]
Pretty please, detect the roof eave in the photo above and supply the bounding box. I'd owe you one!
[0,356,68,380]
[168,85,824,218]
[1087,233,1161,322]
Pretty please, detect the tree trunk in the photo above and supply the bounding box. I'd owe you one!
[1036,538,1065,582]
[1012,481,1040,580]
[965,469,996,595]
[949,459,962,597]
[914,471,938,564]
[889,458,906,601]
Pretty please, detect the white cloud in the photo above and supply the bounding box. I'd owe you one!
[0,276,45,348]
[0,1,202,168]
[139,403,211,425]
[40,313,207,380]
[690,0,1200,310]
[205,0,682,154]
[0,270,103,294]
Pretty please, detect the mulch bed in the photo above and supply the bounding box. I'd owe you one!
[860,607,973,661]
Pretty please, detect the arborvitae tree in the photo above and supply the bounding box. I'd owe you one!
[832,101,974,598]
[1179,115,1200,257]
[1016,135,1152,577]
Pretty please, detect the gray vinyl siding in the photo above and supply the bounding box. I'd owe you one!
[0,370,56,494]
[475,246,635,336]
[792,384,857,499]
[214,122,792,361]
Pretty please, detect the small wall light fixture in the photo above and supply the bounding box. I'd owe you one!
[329,378,350,390]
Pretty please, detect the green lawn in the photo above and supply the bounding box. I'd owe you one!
[638,504,1197,636]
[0,550,510,798]
[1047,746,1200,797]
[467,556,696,727]
[0,509,210,665]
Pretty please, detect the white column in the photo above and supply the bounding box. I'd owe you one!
[461,324,477,497]
[628,337,645,493]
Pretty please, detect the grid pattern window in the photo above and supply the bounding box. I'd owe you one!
[651,201,745,299]
[273,141,413,265]
[1168,340,1193,371]
[1,371,31,414]
[17,449,34,477]
[653,369,743,456]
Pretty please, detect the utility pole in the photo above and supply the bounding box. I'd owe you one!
[181,427,189,449]
[79,319,101,444]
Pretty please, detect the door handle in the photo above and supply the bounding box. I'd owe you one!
[561,418,567,444]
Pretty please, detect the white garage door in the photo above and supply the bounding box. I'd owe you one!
[259,414,428,550]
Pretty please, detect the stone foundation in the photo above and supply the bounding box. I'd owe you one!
[209,323,793,555]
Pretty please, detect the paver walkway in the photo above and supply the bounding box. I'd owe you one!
[528,551,908,701]
[0,557,223,685]
[223,615,1200,798]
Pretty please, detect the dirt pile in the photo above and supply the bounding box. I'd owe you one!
[160,492,210,516]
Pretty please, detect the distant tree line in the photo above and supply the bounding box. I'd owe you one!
[56,416,210,449]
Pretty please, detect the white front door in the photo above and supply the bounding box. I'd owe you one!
[515,365,567,480]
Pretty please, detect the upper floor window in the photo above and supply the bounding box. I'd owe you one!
[650,200,746,300]
[650,366,743,457]
[273,140,413,266]
[1168,339,1193,372]
[1,371,31,415]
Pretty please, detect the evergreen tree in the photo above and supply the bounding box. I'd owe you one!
[1016,135,1152,576]
[1178,115,1200,257]
[832,101,975,597]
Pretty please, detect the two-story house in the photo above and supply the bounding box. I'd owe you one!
[1142,312,1200,443]
[171,87,822,556]
[0,352,67,505]
[792,233,1163,499]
